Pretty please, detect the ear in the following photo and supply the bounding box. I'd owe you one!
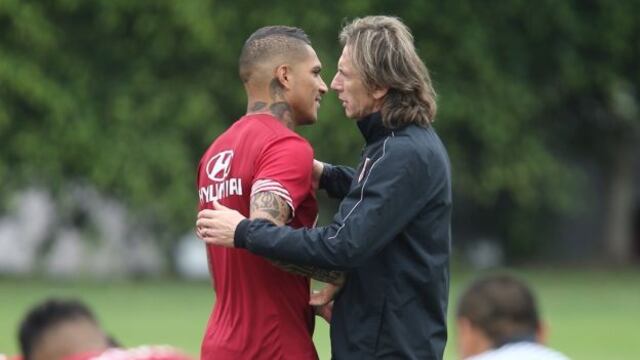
[536,321,548,345]
[456,318,474,358]
[457,317,493,359]
[372,87,388,100]
[274,64,293,90]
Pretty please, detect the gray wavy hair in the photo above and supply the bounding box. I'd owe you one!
[339,16,437,128]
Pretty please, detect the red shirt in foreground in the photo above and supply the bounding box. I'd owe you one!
[197,114,318,360]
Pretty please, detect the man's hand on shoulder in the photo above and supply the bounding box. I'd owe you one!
[312,159,324,191]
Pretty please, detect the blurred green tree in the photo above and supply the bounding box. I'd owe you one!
[0,0,637,262]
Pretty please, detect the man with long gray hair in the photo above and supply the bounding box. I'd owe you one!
[197,16,452,359]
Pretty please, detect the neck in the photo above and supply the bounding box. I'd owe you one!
[246,100,294,130]
[246,78,295,129]
[247,101,295,130]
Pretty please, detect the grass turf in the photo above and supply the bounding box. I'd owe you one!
[1,268,638,359]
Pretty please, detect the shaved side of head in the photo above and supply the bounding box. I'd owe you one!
[239,26,312,85]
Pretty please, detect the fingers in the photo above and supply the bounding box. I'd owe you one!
[197,202,232,219]
[309,291,325,306]
[212,200,229,210]
[197,209,216,219]
[195,217,215,241]
[312,301,333,323]
[309,286,336,306]
[313,159,324,172]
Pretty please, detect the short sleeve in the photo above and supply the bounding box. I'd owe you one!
[252,135,314,216]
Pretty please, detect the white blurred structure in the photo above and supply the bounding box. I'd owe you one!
[0,188,53,274]
[0,185,165,278]
[465,237,505,269]
[174,232,209,280]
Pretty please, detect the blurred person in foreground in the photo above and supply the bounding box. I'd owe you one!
[0,354,20,360]
[195,25,344,360]
[17,298,191,360]
[457,274,570,360]
[197,16,452,359]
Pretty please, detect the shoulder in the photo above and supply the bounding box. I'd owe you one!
[263,132,313,158]
[388,125,449,170]
[383,127,433,164]
[238,115,313,158]
[467,343,570,360]
[85,346,192,360]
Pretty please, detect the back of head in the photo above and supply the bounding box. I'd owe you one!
[339,16,437,128]
[239,25,311,85]
[457,274,540,347]
[19,298,109,360]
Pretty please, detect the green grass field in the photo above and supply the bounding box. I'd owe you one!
[1,268,638,359]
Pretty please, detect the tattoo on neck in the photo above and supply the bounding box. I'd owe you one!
[269,78,284,101]
[249,101,267,112]
[267,78,293,128]
[270,102,293,128]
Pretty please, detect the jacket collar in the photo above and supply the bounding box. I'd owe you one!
[357,112,392,143]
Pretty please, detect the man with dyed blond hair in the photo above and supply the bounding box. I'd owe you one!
[198,16,451,359]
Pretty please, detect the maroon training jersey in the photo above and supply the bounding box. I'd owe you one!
[196,114,318,360]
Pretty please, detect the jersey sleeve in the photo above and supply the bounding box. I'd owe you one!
[252,135,314,216]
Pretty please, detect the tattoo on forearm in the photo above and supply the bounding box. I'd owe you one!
[250,190,344,284]
[250,191,290,225]
[270,260,345,285]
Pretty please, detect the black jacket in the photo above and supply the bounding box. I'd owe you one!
[235,112,452,359]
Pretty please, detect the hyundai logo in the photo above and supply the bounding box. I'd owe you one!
[206,150,234,181]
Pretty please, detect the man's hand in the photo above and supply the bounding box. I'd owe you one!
[313,301,333,324]
[196,201,246,247]
[310,282,342,306]
[312,159,324,190]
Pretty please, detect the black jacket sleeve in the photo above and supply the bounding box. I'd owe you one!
[235,138,432,270]
[319,163,355,200]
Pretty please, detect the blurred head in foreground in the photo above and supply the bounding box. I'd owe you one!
[456,274,569,360]
[18,298,191,360]
[19,298,110,360]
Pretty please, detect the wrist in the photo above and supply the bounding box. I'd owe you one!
[319,162,331,190]
[234,219,251,248]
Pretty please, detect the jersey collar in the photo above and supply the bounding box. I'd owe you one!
[357,112,392,143]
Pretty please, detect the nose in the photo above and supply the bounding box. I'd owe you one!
[319,76,328,94]
[330,73,341,92]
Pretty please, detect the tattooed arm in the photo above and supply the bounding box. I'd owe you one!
[251,191,345,285]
